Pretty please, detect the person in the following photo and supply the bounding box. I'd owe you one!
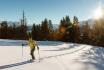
[28,37,39,60]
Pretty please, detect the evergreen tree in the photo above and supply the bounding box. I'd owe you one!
[0,21,8,39]
[41,18,50,40]
[92,19,104,46]
[19,11,28,40]
[32,24,37,40]
[59,16,72,41]
[81,21,90,44]
[48,20,54,40]
[72,16,80,43]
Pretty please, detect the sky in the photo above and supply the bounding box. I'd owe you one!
[0,0,103,25]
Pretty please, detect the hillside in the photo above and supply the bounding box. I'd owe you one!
[0,39,103,70]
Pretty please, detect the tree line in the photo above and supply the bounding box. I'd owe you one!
[0,15,104,46]
[0,21,28,40]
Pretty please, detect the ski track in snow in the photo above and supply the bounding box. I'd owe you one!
[0,39,103,70]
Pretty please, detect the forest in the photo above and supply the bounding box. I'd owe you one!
[0,13,104,46]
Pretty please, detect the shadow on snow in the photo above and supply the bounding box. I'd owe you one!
[0,45,86,69]
[43,44,80,51]
[76,47,104,70]
[40,46,86,60]
[0,39,64,46]
[0,60,34,69]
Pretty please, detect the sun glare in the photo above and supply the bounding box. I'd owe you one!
[93,7,103,20]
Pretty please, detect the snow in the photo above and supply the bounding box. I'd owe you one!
[0,39,104,70]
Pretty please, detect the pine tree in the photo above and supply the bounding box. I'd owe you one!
[92,19,104,46]
[19,11,28,40]
[59,16,72,41]
[81,21,90,44]
[41,18,50,40]
[72,16,80,43]
[32,24,37,40]
[0,21,8,39]
[48,20,54,40]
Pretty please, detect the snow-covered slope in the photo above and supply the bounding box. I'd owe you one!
[0,39,103,70]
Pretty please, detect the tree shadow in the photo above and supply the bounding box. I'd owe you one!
[83,62,104,70]
[0,60,33,69]
[37,41,64,46]
[0,40,64,46]
[40,46,86,60]
[0,40,27,46]
[43,44,81,51]
[76,47,104,70]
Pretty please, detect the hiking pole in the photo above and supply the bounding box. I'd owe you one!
[37,46,40,60]
[22,43,24,57]
[36,41,40,60]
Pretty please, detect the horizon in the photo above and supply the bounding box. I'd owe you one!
[0,0,103,25]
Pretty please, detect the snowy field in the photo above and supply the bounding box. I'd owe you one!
[0,39,104,70]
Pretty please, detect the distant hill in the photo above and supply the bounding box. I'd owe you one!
[27,24,59,32]
[79,19,96,28]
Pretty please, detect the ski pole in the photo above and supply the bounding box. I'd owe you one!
[36,41,40,60]
[37,46,40,60]
[22,43,24,57]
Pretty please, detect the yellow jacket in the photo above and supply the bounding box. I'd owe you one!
[28,38,37,49]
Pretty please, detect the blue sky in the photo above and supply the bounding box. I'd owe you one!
[0,0,103,25]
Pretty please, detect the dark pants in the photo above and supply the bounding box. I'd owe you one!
[30,48,35,60]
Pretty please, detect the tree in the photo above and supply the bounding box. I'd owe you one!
[59,16,73,41]
[31,24,37,40]
[48,20,54,40]
[41,19,50,40]
[92,19,104,46]
[17,11,28,40]
[72,16,80,43]
[81,21,90,44]
[0,21,8,39]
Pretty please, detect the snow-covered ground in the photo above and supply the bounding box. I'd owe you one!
[0,39,104,70]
